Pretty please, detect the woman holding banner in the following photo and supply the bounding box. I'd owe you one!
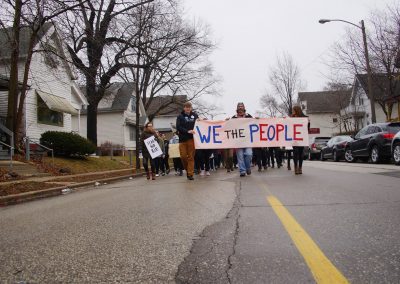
[140,122,157,180]
[176,101,199,181]
[291,105,310,175]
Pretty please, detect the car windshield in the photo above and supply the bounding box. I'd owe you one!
[315,137,330,143]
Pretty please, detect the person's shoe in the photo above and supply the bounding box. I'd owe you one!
[161,172,165,176]
[246,169,251,175]
[179,171,183,176]
[166,169,170,174]
[264,166,268,170]
[287,166,291,171]
[271,164,275,168]
[294,166,299,175]
[299,167,303,174]
[206,171,211,176]
[151,172,156,180]
[227,169,231,173]
[240,173,246,177]
[156,174,159,177]
[258,168,262,172]
[200,170,205,176]
[187,175,194,180]
[146,171,151,180]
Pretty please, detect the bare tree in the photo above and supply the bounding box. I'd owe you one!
[0,0,83,148]
[114,1,217,168]
[327,3,400,121]
[258,93,284,117]
[58,0,159,145]
[267,52,303,116]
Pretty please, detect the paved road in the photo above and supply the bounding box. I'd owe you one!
[1,161,399,283]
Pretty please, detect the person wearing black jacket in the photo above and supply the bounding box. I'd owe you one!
[291,105,310,175]
[176,101,199,180]
[140,122,157,180]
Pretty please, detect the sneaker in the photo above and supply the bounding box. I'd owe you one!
[161,172,165,176]
[246,169,251,175]
[206,171,211,176]
[240,173,246,177]
[156,174,159,177]
[200,170,205,176]
[166,169,170,174]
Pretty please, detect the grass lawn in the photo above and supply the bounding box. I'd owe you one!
[42,155,137,174]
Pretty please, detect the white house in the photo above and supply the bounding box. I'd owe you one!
[145,95,186,137]
[0,23,87,143]
[74,82,147,151]
[298,90,352,137]
[341,74,400,130]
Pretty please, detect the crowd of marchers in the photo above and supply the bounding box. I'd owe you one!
[140,101,311,181]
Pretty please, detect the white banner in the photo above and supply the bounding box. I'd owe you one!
[144,136,163,159]
[194,118,309,149]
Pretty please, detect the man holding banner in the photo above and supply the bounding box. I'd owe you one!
[231,102,254,177]
[176,101,199,180]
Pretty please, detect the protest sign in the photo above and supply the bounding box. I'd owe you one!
[194,118,309,149]
[144,136,163,159]
[168,143,180,158]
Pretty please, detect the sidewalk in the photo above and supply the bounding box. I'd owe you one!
[0,168,142,206]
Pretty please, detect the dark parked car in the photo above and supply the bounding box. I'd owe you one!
[305,136,331,160]
[391,131,400,165]
[344,122,400,163]
[320,135,353,162]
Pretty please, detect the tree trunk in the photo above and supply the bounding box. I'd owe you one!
[6,0,22,145]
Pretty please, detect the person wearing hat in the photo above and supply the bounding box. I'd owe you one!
[176,101,199,180]
[231,102,253,177]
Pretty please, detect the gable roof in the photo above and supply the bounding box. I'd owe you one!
[355,73,400,101]
[145,95,187,118]
[298,90,352,114]
[0,22,53,59]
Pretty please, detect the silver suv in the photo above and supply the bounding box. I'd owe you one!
[305,136,330,160]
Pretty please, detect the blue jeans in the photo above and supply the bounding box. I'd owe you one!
[236,148,253,174]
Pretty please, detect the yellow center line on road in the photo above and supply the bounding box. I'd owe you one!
[266,195,349,284]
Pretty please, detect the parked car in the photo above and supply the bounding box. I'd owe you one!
[304,136,331,160]
[391,131,400,165]
[344,122,400,163]
[320,135,353,162]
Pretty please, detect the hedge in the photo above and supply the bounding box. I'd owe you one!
[40,131,96,157]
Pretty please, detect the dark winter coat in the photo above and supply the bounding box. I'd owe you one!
[140,129,156,157]
[176,111,199,142]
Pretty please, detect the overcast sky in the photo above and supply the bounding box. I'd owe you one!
[183,0,395,118]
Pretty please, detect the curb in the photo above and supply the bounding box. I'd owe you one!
[0,172,144,206]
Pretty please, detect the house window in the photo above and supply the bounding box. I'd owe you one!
[131,96,137,113]
[37,96,63,126]
[333,118,338,123]
[129,125,136,141]
[359,98,364,105]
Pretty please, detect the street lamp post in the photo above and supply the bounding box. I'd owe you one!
[319,19,376,123]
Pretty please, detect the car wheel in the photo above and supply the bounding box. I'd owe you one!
[344,148,355,163]
[333,150,339,162]
[370,145,380,164]
[393,143,400,165]
[320,151,326,161]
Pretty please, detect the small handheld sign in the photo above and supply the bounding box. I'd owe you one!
[144,136,163,159]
